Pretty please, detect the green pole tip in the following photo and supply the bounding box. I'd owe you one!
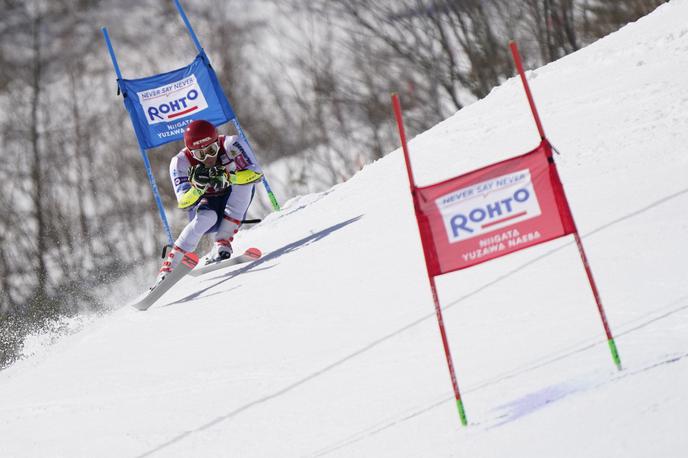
[268,192,280,211]
[608,339,622,371]
[456,399,468,427]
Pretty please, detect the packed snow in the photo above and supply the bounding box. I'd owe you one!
[2,1,688,457]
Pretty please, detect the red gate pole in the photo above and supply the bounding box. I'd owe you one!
[509,41,622,371]
[392,93,468,426]
[509,41,546,140]
[573,233,623,370]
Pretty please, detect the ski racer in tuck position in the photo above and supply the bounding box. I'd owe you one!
[155,119,264,286]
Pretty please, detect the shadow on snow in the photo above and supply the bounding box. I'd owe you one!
[161,215,363,308]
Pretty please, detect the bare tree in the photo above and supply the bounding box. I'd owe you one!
[581,0,667,39]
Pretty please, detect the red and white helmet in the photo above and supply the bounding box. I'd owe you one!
[184,120,218,150]
[184,120,220,162]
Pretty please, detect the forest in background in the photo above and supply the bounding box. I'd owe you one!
[0,0,667,368]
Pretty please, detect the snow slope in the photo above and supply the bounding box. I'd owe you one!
[2,2,688,456]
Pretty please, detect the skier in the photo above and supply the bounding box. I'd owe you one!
[155,119,263,285]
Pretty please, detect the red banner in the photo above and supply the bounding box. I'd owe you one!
[415,141,576,275]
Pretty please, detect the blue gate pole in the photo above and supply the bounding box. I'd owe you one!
[137,149,175,246]
[173,0,281,211]
[101,27,175,246]
[230,119,281,211]
[173,0,204,54]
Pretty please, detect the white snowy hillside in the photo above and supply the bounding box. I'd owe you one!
[3,2,688,457]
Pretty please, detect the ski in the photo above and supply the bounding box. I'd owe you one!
[130,252,200,311]
[189,247,262,277]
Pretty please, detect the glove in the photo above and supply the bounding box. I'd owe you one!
[208,165,230,190]
[188,164,211,189]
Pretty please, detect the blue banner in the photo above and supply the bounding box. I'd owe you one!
[118,54,235,149]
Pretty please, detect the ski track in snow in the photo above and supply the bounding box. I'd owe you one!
[308,305,688,457]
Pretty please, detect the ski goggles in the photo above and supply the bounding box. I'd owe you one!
[191,142,220,161]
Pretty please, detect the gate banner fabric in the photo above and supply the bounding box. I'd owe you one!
[415,141,576,275]
[118,54,235,149]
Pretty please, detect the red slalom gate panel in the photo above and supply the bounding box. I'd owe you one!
[414,140,576,275]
